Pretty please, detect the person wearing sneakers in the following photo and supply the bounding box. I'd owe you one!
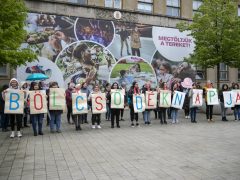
[141,82,152,125]
[88,85,102,129]
[72,84,82,131]
[110,82,121,128]
[3,78,23,138]
[128,81,140,127]
[28,82,45,136]
[203,80,214,122]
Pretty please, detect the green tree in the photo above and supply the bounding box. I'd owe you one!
[177,0,240,88]
[0,0,36,67]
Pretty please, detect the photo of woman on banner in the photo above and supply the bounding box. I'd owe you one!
[130,26,141,57]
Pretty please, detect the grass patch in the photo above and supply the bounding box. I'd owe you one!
[111,62,153,78]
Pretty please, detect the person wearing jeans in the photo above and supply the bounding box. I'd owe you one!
[189,83,198,123]
[47,82,63,133]
[232,83,240,121]
[29,82,45,136]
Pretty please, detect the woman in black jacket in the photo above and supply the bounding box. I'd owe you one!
[219,84,229,121]
[110,82,121,128]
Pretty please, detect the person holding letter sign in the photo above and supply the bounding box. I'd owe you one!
[88,85,102,129]
[29,82,45,136]
[171,82,182,124]
[232,83,240,121]
[3,78,23,138]
[142,82,154,125]
[218,84,230,121]
[203,80,215,122]
[158,82,169,125]
[128,82,140,127]
[110,82,122,128]
[47,82,64,133]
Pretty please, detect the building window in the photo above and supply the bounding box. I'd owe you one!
[137,0,153,13]
[192,0,202,15]
[166,0,181,17]
[238,69,240,81]
[195,65,206,80]
[68,0,87,5]
[0,65,8,76]
[105,0,122,9]
[238,6,240,16]
[219,63,228,81]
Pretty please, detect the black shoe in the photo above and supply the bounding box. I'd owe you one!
[148,122,151,125]
[194,121,197,123]
[76,126,78,131]
[164,121,167,124]
[131,123,134,127]
[34,132,37,136]
[84,121,88,124]
[111,125,114,128]
[160,121,163,124]
[24,125,29,127]
[117,125,120,128]
[136,123,139,127]
[39,132,44,135]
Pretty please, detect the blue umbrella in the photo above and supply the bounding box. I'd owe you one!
[26,73,49,81]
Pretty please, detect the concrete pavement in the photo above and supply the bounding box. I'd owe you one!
[0,110,240,180]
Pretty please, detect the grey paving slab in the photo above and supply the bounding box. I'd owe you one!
[0,111,240,180]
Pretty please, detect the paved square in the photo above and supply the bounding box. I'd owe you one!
[0,111,240,180]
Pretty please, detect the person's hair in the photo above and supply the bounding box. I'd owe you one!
[132,81,137,88]
[73,43,88,60]
[161,62,172,74]
[111,82,119,89]
[1,84,9,92]
[105,83,111,91]
[29,82,42,90]
[49,81,59,88]
[160,82,167,89]
[221,84,229,90]
[233,83,239,89]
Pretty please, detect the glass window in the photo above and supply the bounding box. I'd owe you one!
[238,69,240,81]
[68,0,87,5]
[193,0,202,15]
[238,6,240,16]
[195,65,206,80]
[0,65,8,76]
[219,63,228,81]
[137,0,153,13]
[105,0,122,9]
[166,0,180,17]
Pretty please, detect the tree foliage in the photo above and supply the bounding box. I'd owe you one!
[0,0,36,67]
[177,0,240,69]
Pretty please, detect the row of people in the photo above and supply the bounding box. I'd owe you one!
[1,78,240,138]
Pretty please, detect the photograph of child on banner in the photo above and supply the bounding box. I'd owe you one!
[55,41,115,88]
[75,18,114,47]
[23,13,76,62]
[110,56,157,90]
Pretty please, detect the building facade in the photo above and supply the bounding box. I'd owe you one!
[1,0,240,87]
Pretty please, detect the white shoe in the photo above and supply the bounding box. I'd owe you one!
[92,125,95,129]
[176,119,179,123]
[185,116,187,118]
[97,125,101,129]
[10,131,15,138]
[17,131,22,137]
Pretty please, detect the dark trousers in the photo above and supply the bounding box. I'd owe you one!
[31,114,44,134]
[23,107,28,126]
[1,113,9,130]
[111,109,120,127]
[73,114,82,128]
[80,114,88,124]
[130,105,138,122]
[120,109,124,119]
[190,107,197,122]
[206,103,213,119]
[131,48,140,57]
[184,108,190,116]
[9,114,22,131]
[159,108,167,123]
[67,106,74,123]
[92,114,101,125]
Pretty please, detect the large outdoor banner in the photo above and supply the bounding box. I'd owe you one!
[145,91,157,109]
[29,91,48,114]
[207,89,219,105]
[72,93,88,114]
[171,91,186,109]
[110,89,124,109]
[4,90,24,114]
[17,13,197,90]
[159,90,171,108]
[192,89,203,107]
[92,93,107,114]
[49,88,66,110]
[133,94,145,113]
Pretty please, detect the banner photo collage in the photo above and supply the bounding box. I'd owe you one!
[17,13,196,90]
